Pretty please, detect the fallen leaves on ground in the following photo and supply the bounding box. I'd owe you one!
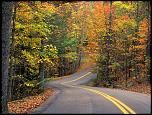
[86,79,151,95]
[120,82,151,95]
[8,88,54,114]
[117,76,151,95]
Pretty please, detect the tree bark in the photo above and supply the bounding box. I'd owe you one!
[39,39,45,91]
[39,62,44,91]
[2,1,13,113]
[125,39,128,87]
[8,1,17,101]
[134,1,139,79]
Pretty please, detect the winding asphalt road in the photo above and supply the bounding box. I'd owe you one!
[31,67,151,114]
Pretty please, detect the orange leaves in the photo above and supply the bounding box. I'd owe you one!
[8,88,54,114]
[134,45,145,49]
[17,2,33,21]
[136,64,145,68]
[57,2,73,17]
[86,31,97,39]
[87,42,98,48]
[139,18,148,30]
[38,2,56,13]
[122,15,129,20]
[104,5,111,14]
[18,11,33,21]
[84,41,99,59]
[138,18,148,39]
[103,2,115,16]
[85,1,106,39]
[139,38,145,44]
[135,55,144,61]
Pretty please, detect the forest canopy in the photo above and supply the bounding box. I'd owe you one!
[2,1,151,114]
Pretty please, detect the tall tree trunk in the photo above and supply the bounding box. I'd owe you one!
[134,1,139,79]
[146,1,151,57]
[39,39,45,91]
[125,38,128,87]
[2,2,13,113]
[145,1,151,81]
[39,62,44,91]
[107,1,112,84]
[8,1,17,102]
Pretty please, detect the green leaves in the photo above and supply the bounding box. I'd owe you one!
[24,78,52,87]
[24,80,37,87]
[64,52,77,61]
[63,37,78,48]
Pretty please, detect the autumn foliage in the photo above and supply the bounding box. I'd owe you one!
[4,0,151,106]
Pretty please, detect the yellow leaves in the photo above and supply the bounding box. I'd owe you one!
[22,50,40,73]
[113,1,123,6]
[46,59,51,63]
[127,35,145,45]
[31,38,41,47]
[64,52,77,61]
[134,45,145,49]
[38,59,43,64]
[114,18,136,32]
[40,2,57,13]
[17,2,33,21]
[127,35,132,39]
[67,31,74,38]
[113,1,135,13]
[72,23,80,30]
[17,2,57,23]
[138,18,148,38]
[24,82,35,87]
[62,2,72,10]
[84,41,99,59]
[57,2,72,17]
[18,2,32,12]
[17,10,33,21]
[15,21,25,31]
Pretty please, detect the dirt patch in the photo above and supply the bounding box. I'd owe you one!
[8,88,54,114]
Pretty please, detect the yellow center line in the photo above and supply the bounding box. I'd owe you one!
[61,72,136,114]
[79,86,136,114]
[62,72,91,84]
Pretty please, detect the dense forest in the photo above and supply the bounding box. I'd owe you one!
[2,1,151,114]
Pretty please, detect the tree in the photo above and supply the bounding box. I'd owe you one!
[8,1,17,101]
[9,1,58,100]
[93,1,150,88]
[2,1,13,113]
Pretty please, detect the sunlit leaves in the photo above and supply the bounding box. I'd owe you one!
[114,18,137,32]
[37,2,56,14]
[113,1,135,16]
[10,1,150,95]
[64,52,77,61]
